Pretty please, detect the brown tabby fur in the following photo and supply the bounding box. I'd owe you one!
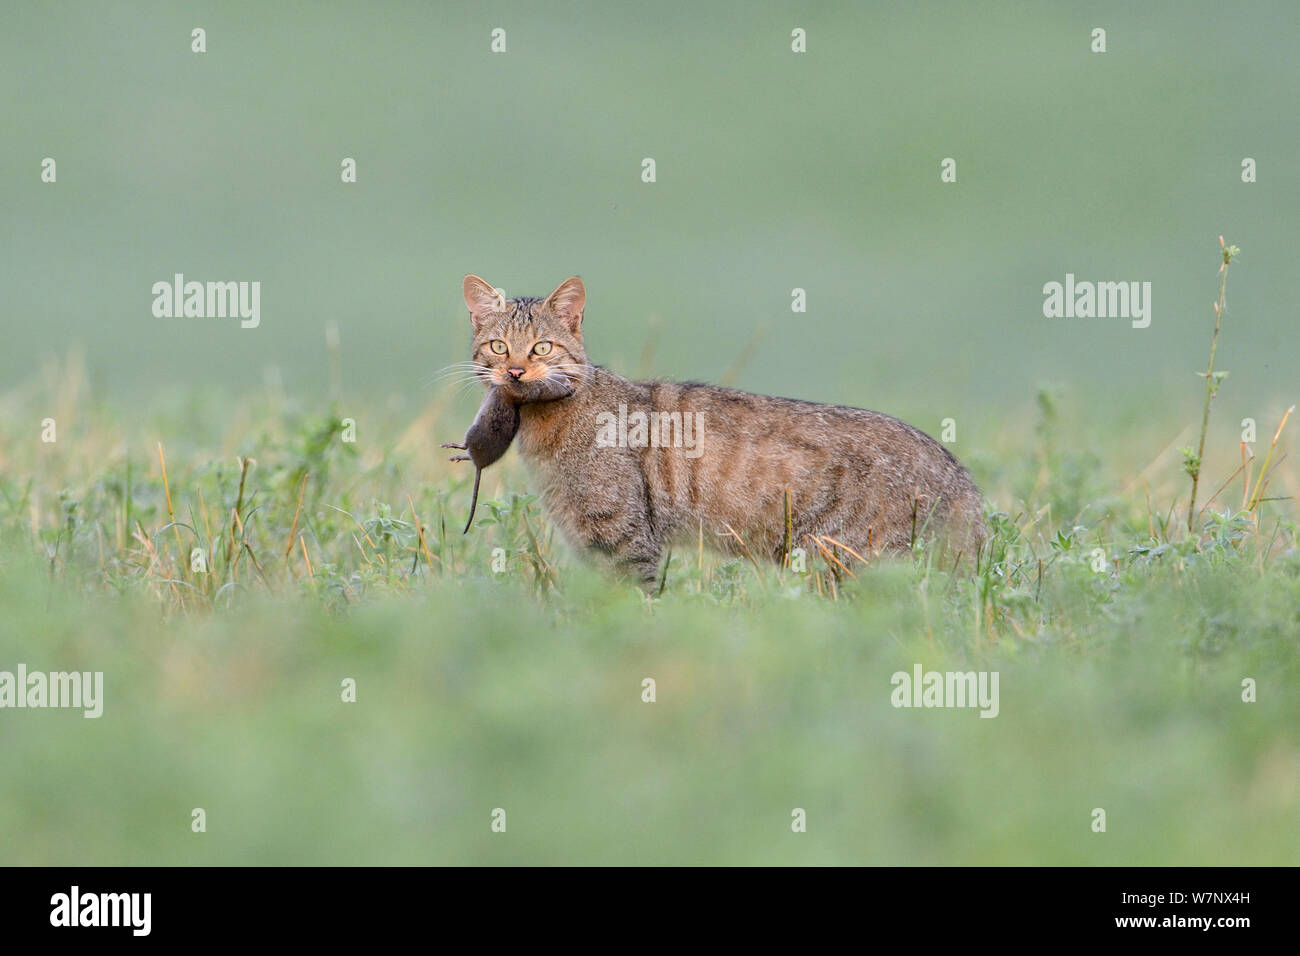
[459,275,986,587]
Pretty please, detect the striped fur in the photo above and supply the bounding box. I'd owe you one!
[461,275,986,586]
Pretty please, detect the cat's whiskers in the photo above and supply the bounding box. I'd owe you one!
[430,361,485,374]
[427,361,486,379]
[425,363,492,390]
[428,377,488,398]
[545,362,594,385]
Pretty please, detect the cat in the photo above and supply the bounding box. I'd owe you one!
[458,274,986,587]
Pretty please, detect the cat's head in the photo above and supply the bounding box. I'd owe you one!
[462,275,589,390]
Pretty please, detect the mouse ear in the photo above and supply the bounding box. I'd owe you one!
[543,276,585,334]
[463,275,507,325]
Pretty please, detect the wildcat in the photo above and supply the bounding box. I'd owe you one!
[456,274,986,587]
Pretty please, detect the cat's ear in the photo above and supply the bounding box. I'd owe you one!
[543,276,586,334]
[463,274,507,326]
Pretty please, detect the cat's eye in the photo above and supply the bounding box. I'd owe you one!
[489,340,508,355]
[532,341,553,356]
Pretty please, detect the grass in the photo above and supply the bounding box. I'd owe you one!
[0,247,1297,864]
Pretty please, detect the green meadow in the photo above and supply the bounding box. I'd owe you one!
[1,1,1297,864]
[1,340,1296,865]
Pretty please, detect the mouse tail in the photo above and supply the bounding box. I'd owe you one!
[463,469,482,535]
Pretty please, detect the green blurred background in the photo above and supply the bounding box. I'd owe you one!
[3,558,1297,865]
[3,0,1296,424]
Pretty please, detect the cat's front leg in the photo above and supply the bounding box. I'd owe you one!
[608,542,666,591]
[570,502,665,591]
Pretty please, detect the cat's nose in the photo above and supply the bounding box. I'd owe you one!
[506,367,525,379]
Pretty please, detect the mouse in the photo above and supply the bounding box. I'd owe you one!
[442,378,575,533]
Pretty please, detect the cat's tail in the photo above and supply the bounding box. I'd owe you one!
[940,488,988,572]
